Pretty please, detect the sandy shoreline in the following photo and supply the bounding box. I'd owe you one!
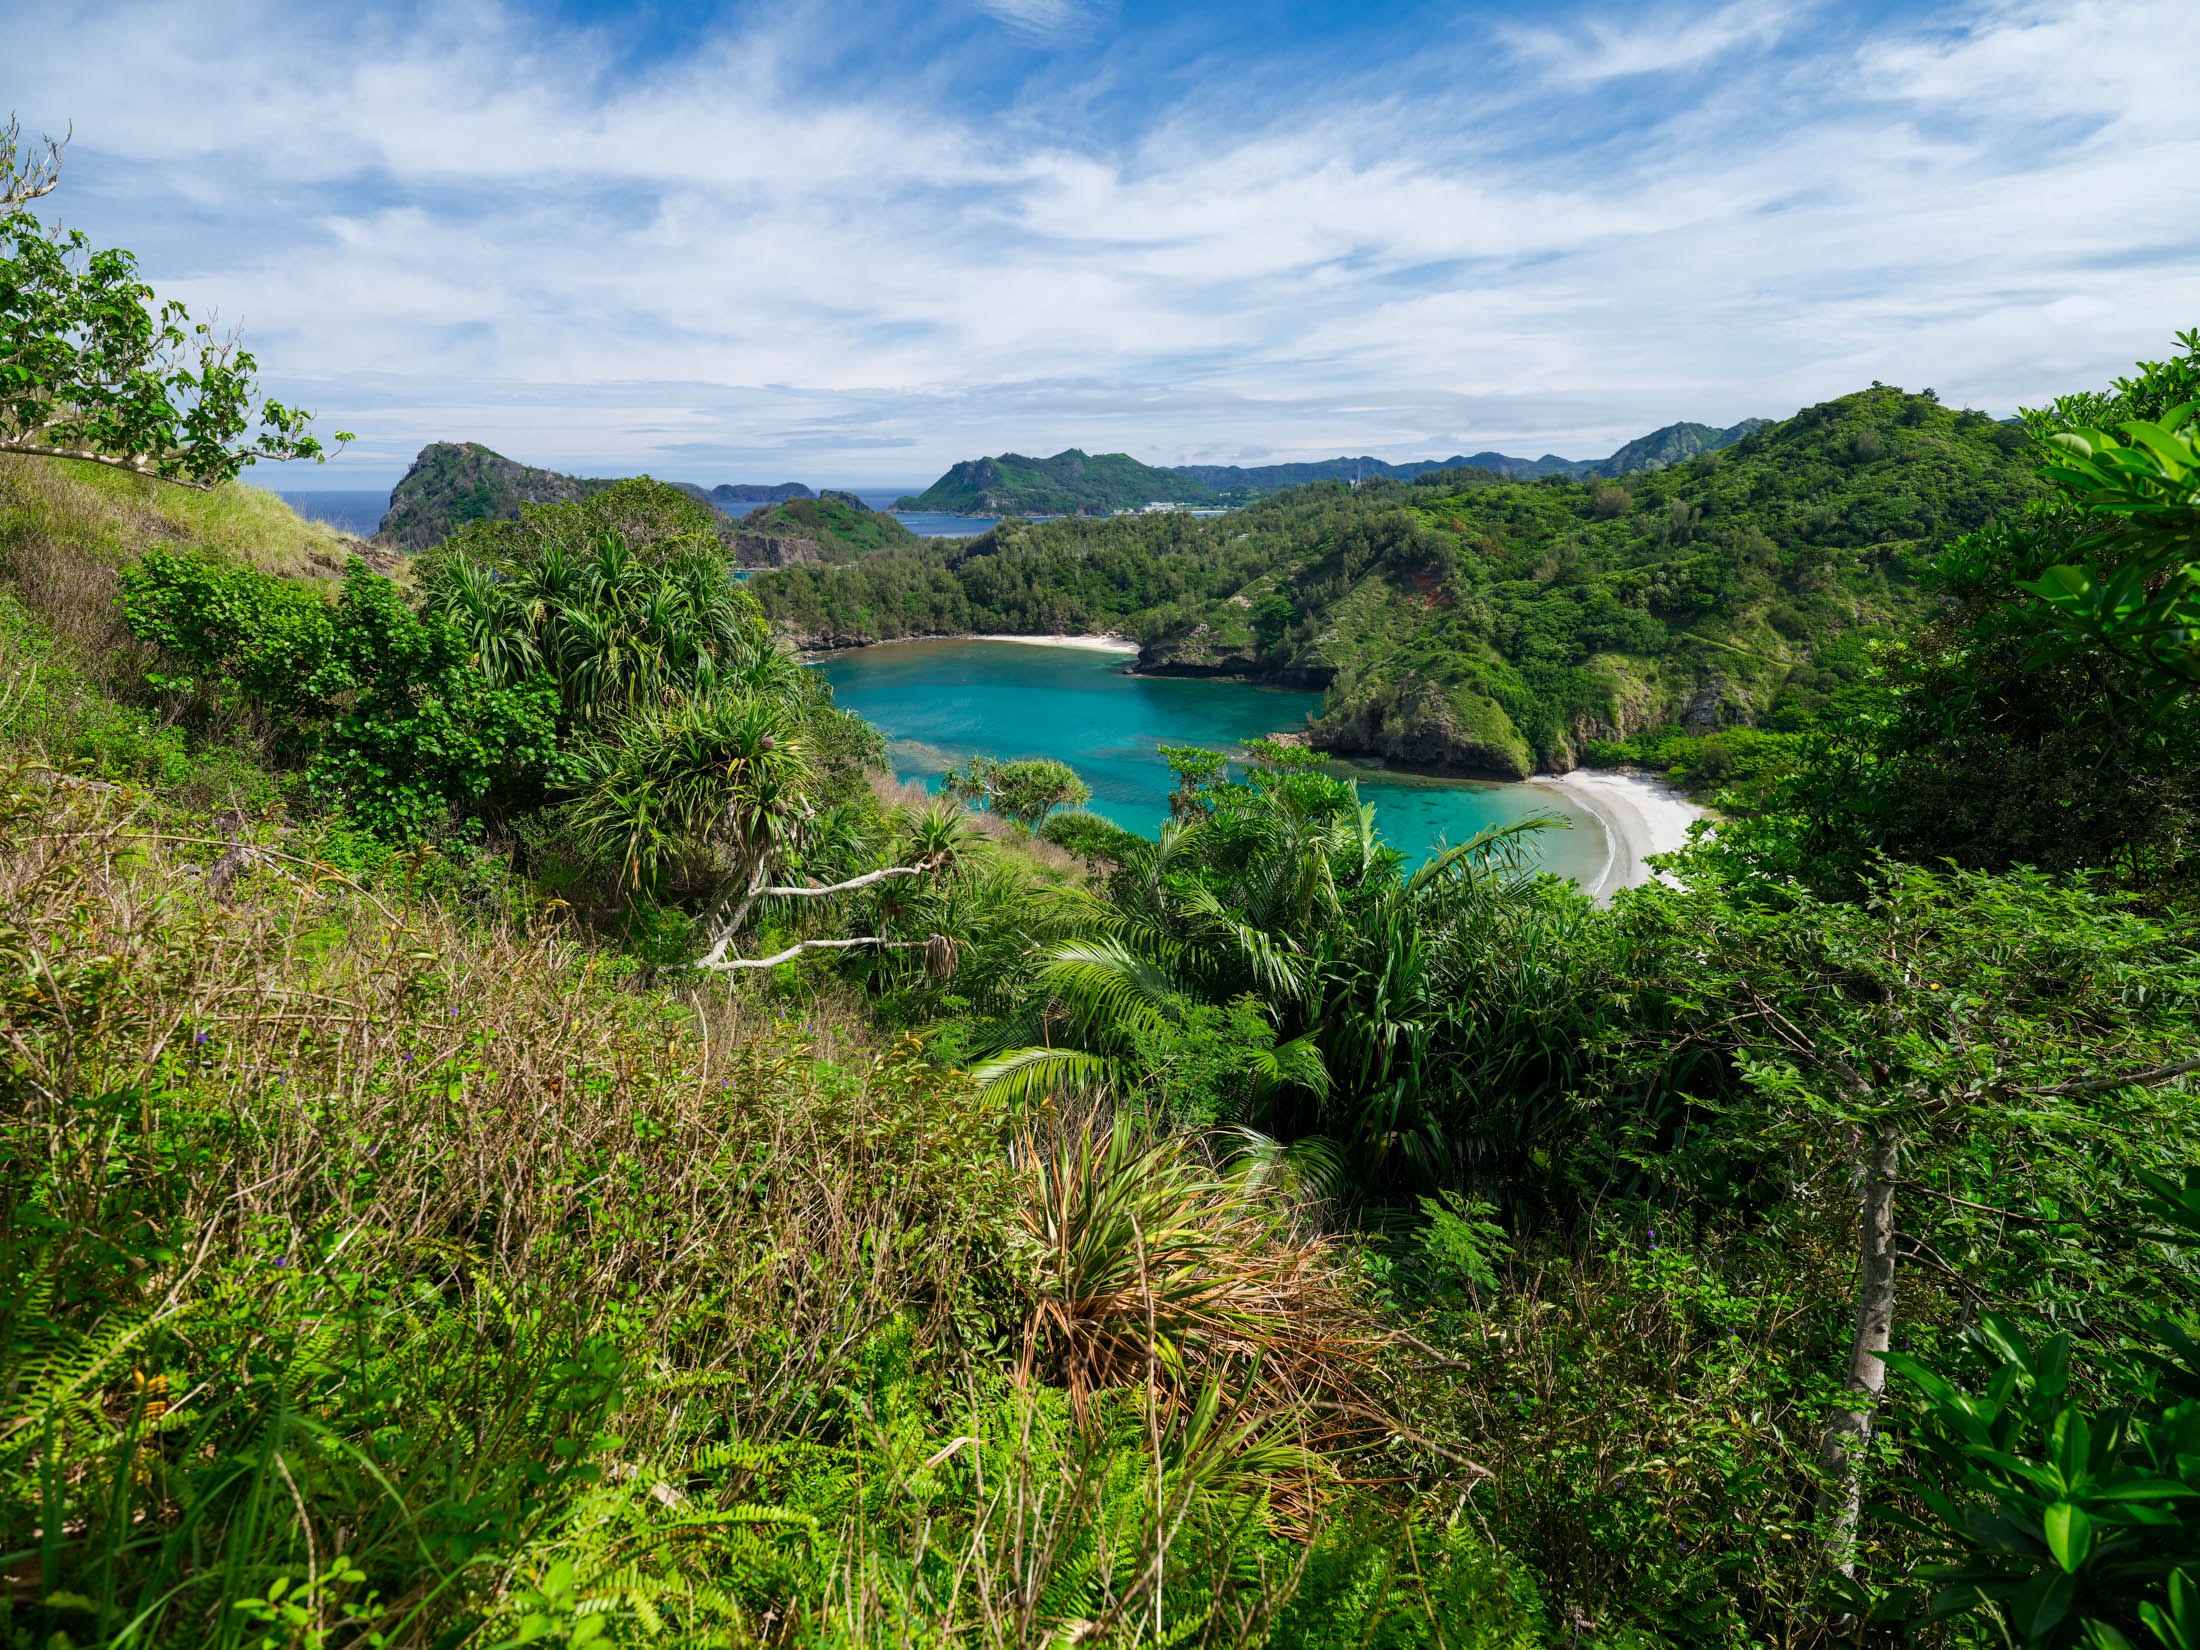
[1525,768,1708,900]
[967,632,1140,654]
[802,632,1140,657]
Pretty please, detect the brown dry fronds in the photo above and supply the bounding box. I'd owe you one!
[1015,1109,1372,1422]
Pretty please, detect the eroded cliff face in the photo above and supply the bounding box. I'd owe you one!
[1134,618,1263,679]
[729,532,819,568]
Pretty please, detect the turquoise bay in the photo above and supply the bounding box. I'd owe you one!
[811,639,1607,884]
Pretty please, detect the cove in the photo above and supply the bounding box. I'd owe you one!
[811,639,1608,885]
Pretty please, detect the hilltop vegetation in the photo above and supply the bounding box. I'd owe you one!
[736,488,920,562]
[7,147,2200,1649]
[895,448,1217,515]
[371,441,623,551]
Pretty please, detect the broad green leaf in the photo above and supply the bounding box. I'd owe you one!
[2043,1502,2094,1572]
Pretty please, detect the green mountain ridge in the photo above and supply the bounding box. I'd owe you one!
[895,421,1772,517]
[1171,419,1771,492]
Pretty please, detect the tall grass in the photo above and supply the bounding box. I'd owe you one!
[0,776,1536,1646]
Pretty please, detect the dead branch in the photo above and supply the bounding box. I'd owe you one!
[2033,1056,2200,1096]
[696,933,949,973]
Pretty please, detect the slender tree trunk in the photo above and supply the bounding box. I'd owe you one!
[1819,1123,1900,1575]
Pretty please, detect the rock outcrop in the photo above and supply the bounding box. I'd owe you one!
[1132,620,1262,679]
[1313,680,1536,781]
[730,533,820,568]
[371,442,615,552]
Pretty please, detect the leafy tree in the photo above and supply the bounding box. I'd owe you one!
[301,565,558,841]
[2021,326,2200,438]
[1,123,345,486]
[1707,334,2200,893]
[121,551,557,839]
[940,755,1092,830]
[2021,402,2200,702]
[1621,862,2200,1573]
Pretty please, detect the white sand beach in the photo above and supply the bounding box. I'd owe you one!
[1526,768,1708,901]
[968,633,1140,653]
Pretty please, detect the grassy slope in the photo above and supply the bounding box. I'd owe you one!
[0,457,397,807]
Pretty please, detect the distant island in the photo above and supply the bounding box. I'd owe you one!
[366,444,898,562]
[708,481,814,504]
[896,420,1772,517]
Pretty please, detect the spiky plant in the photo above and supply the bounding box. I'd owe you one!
[1014,1112,1362,1417]
[563,693,811,896]
[421,529,782,731]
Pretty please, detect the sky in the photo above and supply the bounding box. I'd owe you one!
[7,0,2196,489]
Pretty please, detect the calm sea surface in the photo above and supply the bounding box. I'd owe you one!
[812,639,1605,880]
[271,488,1048,542]
[278,490,391,537]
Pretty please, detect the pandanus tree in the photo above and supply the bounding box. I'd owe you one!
[421,531,793,731]
[970,749,1557,1174]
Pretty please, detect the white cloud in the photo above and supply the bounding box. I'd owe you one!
[3,0,2194,485]
[1502,0,1800,85]
[973,0,1114,43]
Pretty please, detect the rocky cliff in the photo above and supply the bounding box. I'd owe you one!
[372,443,618,552]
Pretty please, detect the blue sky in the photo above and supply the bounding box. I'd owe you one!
[8,0,2196,488]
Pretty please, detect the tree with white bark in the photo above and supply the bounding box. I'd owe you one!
[1634,861,2200,1576]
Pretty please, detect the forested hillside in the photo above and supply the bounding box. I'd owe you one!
[735,487,920,561]
[7,141,2200,1650]
[1174,416,1771,491]
[895,447,1217,514]
[762,387,2037,774]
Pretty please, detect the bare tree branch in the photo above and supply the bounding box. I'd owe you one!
[0,116,66,215]
[0,436,221,489]
[696,934,944,973]
[760,855,945,899]
[2032,1056,2200,1096]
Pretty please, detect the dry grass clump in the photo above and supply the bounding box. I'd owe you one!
[1016,1111,1368,1419]
[1,781,1016,1376]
